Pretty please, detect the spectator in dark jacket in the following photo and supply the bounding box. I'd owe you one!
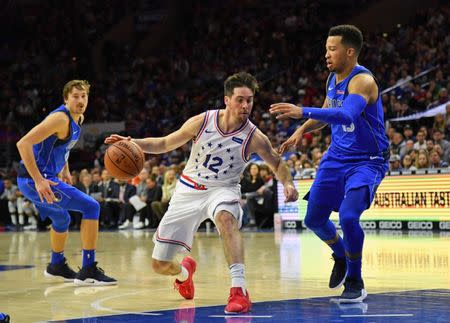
[98,169,120,228]
[138,176,162,228]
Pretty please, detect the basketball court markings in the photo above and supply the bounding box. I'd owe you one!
[45,289,449,322]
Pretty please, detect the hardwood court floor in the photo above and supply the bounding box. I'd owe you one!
[0,229,449,322]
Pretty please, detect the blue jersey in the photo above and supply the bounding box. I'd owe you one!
[18,105,81,178]
[326,65,388,160]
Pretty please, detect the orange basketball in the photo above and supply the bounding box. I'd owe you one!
[104,140,145,180]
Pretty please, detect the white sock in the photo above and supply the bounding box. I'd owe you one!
[230,263,246,294]
[175,265,189,282]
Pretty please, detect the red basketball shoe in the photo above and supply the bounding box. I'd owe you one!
[224,287,252,314]
[174,256,197,299]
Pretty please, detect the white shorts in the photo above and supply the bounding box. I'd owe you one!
[152,180,243,261]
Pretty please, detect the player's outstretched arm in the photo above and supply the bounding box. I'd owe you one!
[272,73,332,154]
[104,113,205,154]
[274,73,331,154]
[248,130,298,203]
[270,74,376,126]
[277,99,329,154]
[17,113,67,203]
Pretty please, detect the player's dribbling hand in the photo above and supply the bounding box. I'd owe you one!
[35,178,58,204]
[284,184,298,203]
[269,103,303,120]
[279,127,304,154]
[104,134,131,145]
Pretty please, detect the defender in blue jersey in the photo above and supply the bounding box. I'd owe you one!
[16,80,116,285]
[271,25,389,303]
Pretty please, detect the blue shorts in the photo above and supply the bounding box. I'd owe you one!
[17,176,98,220]
[305,153,388,212]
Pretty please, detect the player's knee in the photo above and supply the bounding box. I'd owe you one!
[81,199,100,220]
[339,211,360,232]
[303,211,326,229]
[215,211,237,234]
[151,259,171,274]
[303,200,331,229]
[303,213,315,229]
[52,213,71,232]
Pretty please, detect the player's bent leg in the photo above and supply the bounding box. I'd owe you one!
[65,191,116,286]
[214,209,252,314]
[46,182,101,251]
[152,256,197,300]
[77,197,100,257]
[152,192,201,300]
[74,226,117,286]
[152,241,197,299]
[38,206,77,282]
[338,186,370,302]
[304,200,346,289]
[214,210,243,265]
[152,258,186,275]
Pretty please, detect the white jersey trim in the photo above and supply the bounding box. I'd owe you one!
[193,111,211,143]
[213,110,250,137]
[242,125,257,162]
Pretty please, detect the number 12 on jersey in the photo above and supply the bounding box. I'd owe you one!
[203,154,223,173]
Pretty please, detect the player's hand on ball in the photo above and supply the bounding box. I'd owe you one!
[104,134,131,145]
[284,184,298,202]
[279,127,304,154]
[269,103,303,120]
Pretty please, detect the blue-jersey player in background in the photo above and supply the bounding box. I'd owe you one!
[270,25,389,303]
[16,80,116,285]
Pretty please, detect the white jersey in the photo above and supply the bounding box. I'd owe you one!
[182,109,257,188]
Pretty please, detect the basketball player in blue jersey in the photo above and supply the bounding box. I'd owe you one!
[106,72,298,313]
[270,25,389,303]
[16,80,116,285]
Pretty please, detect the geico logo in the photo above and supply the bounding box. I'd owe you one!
[379,221,403,229]
[407,221,433,230]
[439,222,450,230]
[284,221,297,229]
[361,221,377,229]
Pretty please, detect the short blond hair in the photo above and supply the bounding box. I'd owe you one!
[63,80,90,101]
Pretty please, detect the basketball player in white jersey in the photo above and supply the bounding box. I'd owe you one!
[105,72,298,314]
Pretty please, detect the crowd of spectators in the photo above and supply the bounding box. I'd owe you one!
[0,1,449,231]
[0,160,274,231]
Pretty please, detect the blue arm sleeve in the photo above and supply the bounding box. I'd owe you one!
[302,94,367,126]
